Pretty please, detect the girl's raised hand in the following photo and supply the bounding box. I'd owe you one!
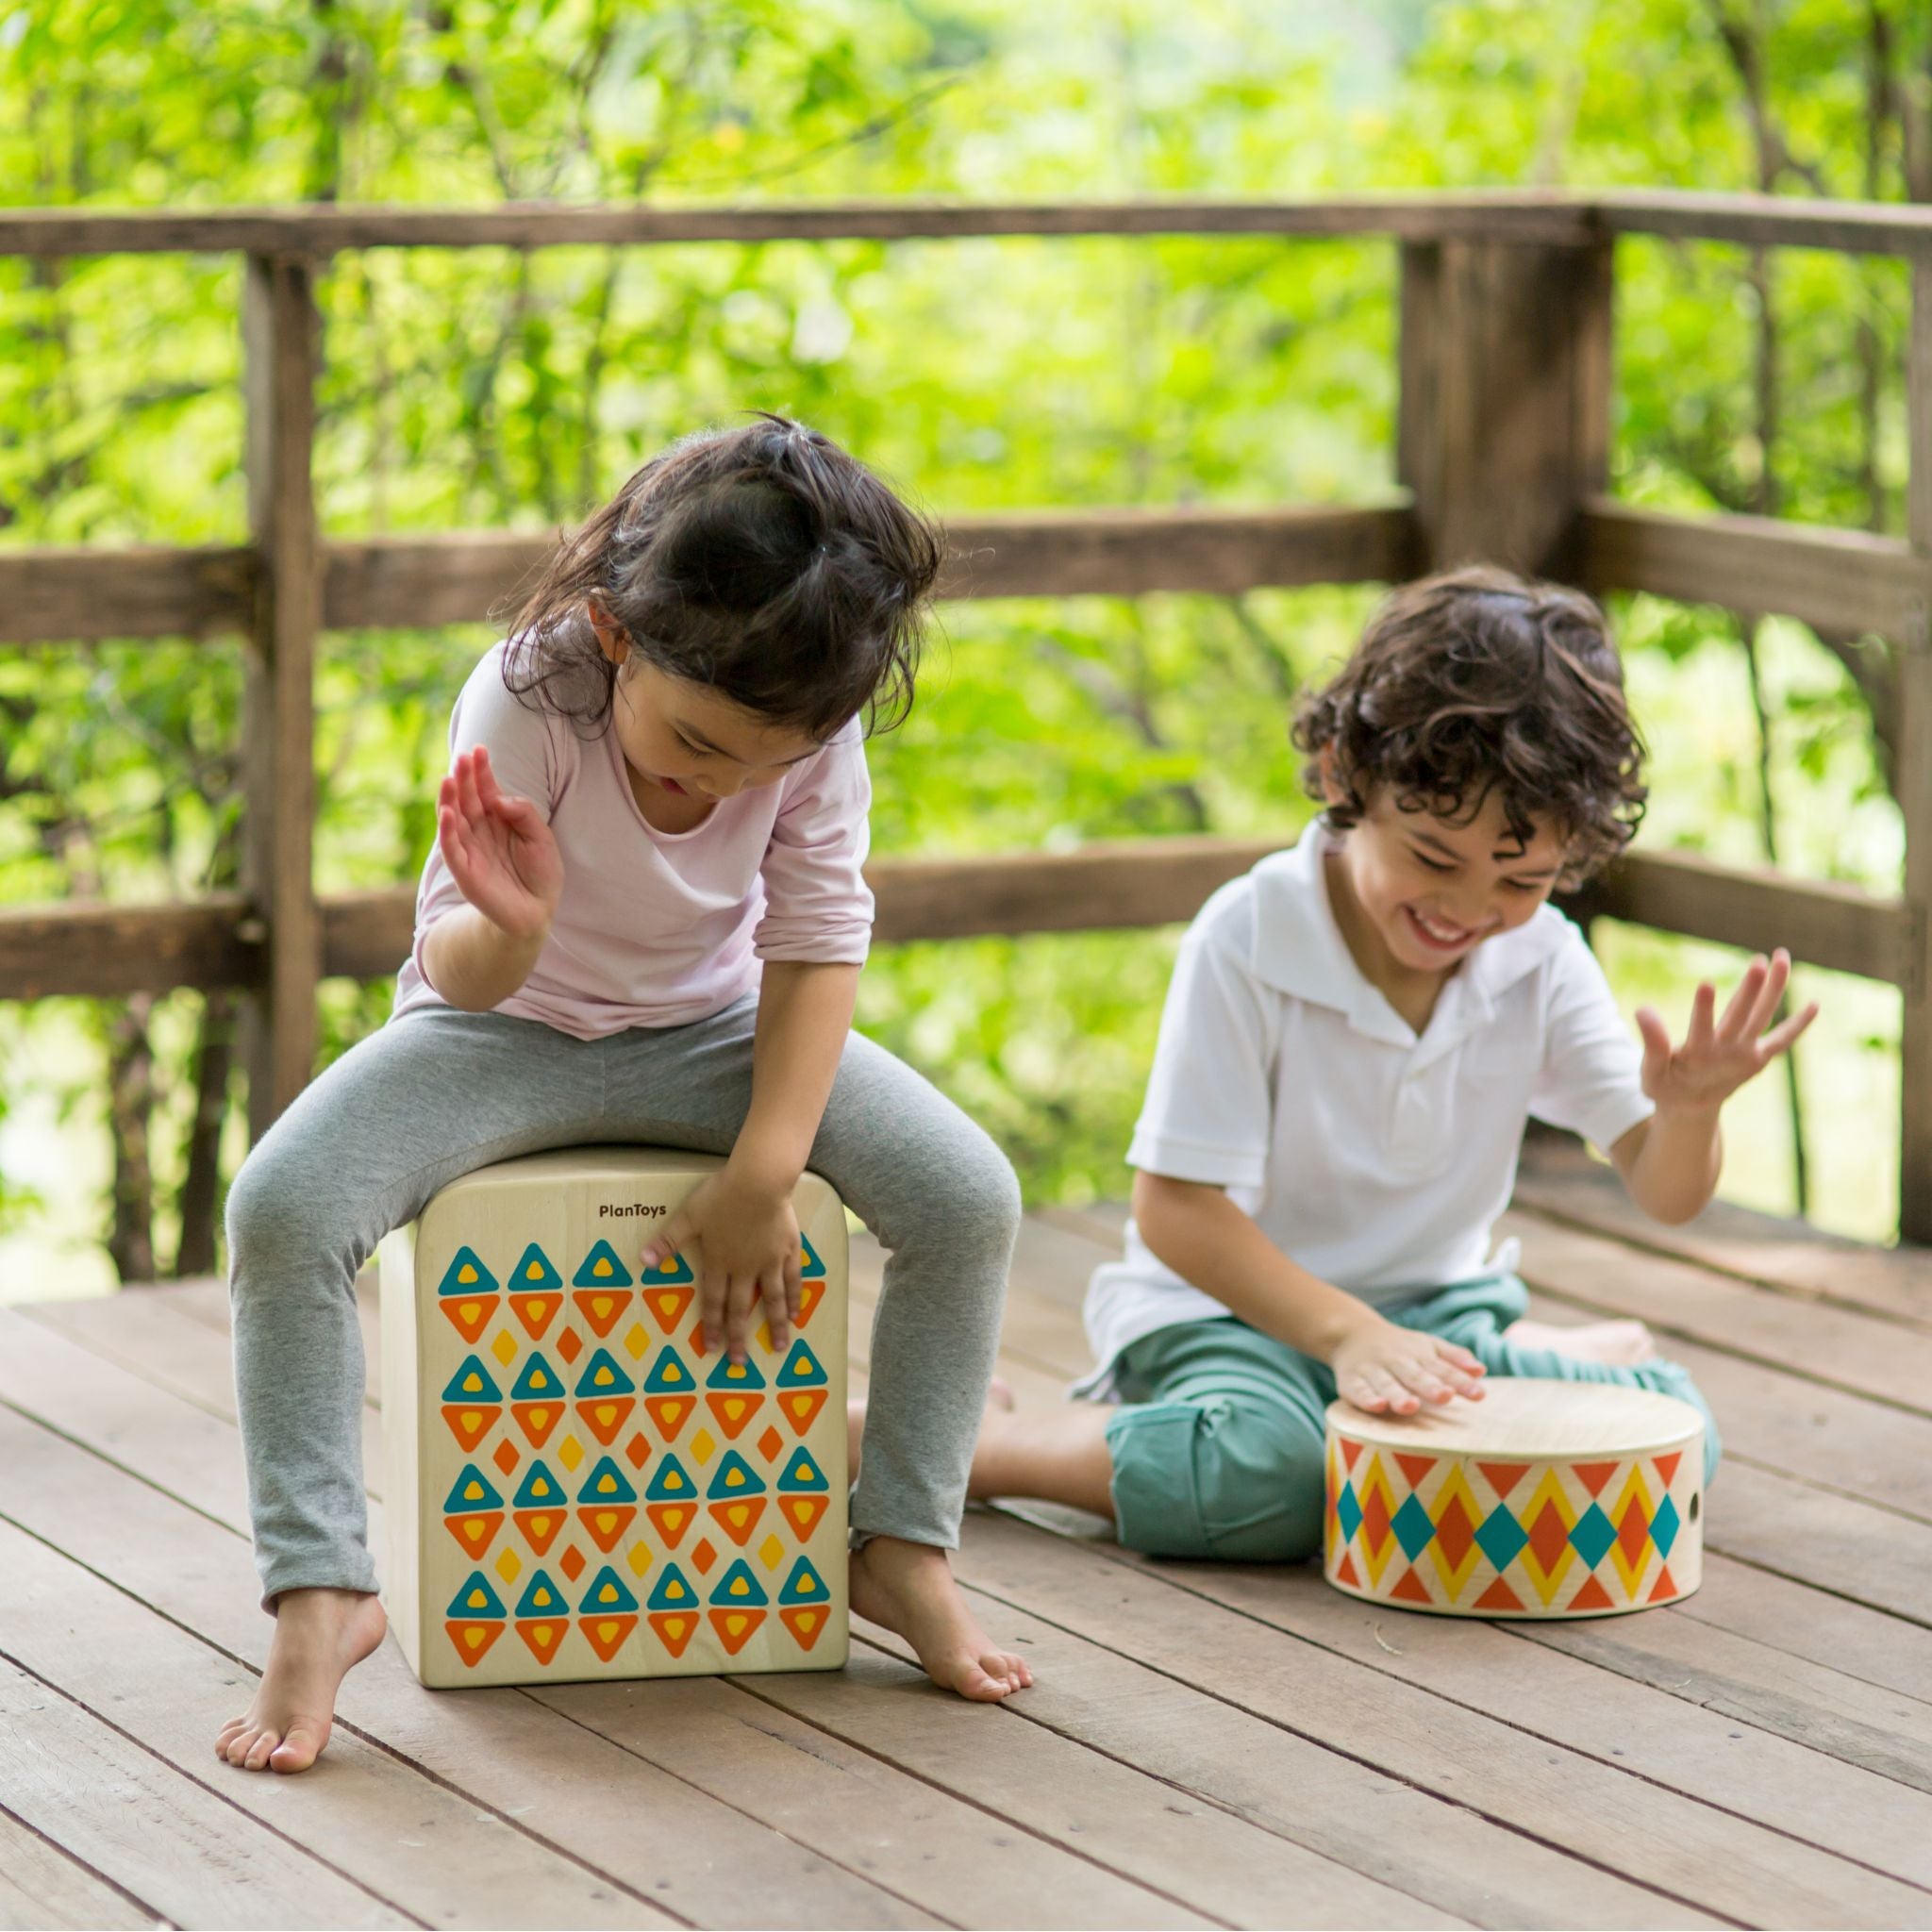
[1636,948,1819,1115]
[436,746,563,941]
[1331,1318,1486,1416]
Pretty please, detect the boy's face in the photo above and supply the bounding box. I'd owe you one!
[1325,781,1567,977]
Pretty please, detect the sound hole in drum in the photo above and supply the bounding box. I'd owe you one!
[1689,1491,1700,1522]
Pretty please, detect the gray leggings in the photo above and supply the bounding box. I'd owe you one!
[225,998,1021,1606]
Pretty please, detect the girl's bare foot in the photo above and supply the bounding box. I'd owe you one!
[849,1536,1032,1702]
[1504,1317,1657,1367]
[215,1587,387,1774]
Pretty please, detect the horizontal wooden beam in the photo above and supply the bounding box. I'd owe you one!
[0,504,1418,643]
[1,841,1910,1003]
[1575,499,1932,642]
[1569,849,1914,988]
[1592,189,1932,259]
[0,194,1596,259]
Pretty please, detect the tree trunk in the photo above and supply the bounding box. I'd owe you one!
[106,995,157,1283]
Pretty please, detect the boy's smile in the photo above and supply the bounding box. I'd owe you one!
[1322,784,1567,1024]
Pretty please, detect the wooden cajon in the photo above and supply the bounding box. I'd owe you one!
[379,1147,849,1688]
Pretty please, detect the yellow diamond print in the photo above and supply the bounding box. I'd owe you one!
[491,1330,519,1367]
[557,1434,586,1472]
[627,1543,654,1578]
[495,1549,522,1585]
[690,1428,717,1465]
[758,1534,785,1572]
[624,1322,650,1359]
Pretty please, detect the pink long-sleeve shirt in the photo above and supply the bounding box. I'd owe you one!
[391,642,874,1040]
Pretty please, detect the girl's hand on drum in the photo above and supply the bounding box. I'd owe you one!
[1332,1319,1486,1416]
[437,746,564,942]
[1636,947,1818,1115]
[642,1169,803,1366]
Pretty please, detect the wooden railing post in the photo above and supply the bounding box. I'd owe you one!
[1900,256,1932,1243]
[1397,236,1612,575]
[240,254,323,1141]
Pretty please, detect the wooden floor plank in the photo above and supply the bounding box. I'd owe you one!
[955,1510,1932,1926]
[0,1517,673,1931]
[0,1809,162,1931]
[747,1640,1472,1930]
[846,1604,1707,1929]
[0,1392,942,1930]
[0,1655,409,1931]
[531,1674,1208,1931]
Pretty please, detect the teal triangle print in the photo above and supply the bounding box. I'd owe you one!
[509,1353,564,1402]
[647,1561,699,1613]
[436,1245,499,1297]
[777,1556,830,1607]
[706,1448,768,1500]
[798,1233,826,1280]
[441,1356,502,1405]
[572,1239,633,1289]
[640,1247,695,1287]
[642,1347,696,1396]
[576,1455,639,1506]
[776,1445,829,1492]
[578,1565,641,1615]
[574,1347,636,1399]
[441,1463,504,1513]
[508,1241,562,1293]
[706,1351,767,1391]
[446,1572,508,1620]
[512,1459,567,1509]
[708,1557,769,1608]
[644,1453,696,1503]
[513,1570,568,1619]
[775,1339,828,1389]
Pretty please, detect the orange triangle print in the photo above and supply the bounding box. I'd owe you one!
[1338,1437,1362,1473]
[575,1396,636,1447]
[441,1404,498,1453]
[515,1619,565,1666]
[444,1620,504,1665]
[708,1496,766,1546]
[644,1394,693,1441]
[1648,1564,1679,1603]
[777,1493,829,1541]
[1653,1452,1683,1489]
[577,1613,639,1663]
[705,1391,763,1440]
[443,1511,504,1558]
[794,1276,826,1328]
[1394,1453,1435,1489]
[575,1504,638,1554]
[512,1401,562,1447]
[511,1292,562,1340]
[440,1295,498,1344]
[648,1610,697,1657]
[1477,1461,1528,1502]
[708,1607,767,1656]
[647,1285,694,1333]
[646,1501,694,1547]
[573,1289,627,1338]
[514,1508,563,1555]
[1334,1549,1361,1589]
[1568,1574,1615,1612]
[780,1606,829,1651]
[1474,1577,1525,1612]
[780,1388,829,1436]
[1390,1567,1433,1606]
[1573,1461,1619,1499]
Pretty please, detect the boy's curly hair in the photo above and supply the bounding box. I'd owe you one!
[1291,566,1647,888]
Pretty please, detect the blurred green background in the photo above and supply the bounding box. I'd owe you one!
[2,0,1925,1296]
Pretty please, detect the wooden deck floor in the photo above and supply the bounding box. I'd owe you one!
[5,1141,1932,1930]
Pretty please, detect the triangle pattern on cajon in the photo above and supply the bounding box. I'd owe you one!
[440,1356,503,1451]
[509,1352,566,1446]
[512,1459,569,1553]
[438,1246,500,1297]
[641,1249,696,1333]
[573,1240,633,1289]
[644,1452,698,1544]
[705,1351,766,1439]
[513,1567,570,1665]
[707,1557,769,1654]
[707,1448,768,1544]
[646,1561,701,1656]
[576,1564,641,1659]
[444,1570,508,1664]
[572,1244,631,1335]
[573,1346,638,1444]
[441,1462,506,1558]
[642,1345,698,1439]
[437,1247,501,1343]
[575,1455,640,1552]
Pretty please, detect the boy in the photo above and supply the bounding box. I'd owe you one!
[966,567,1810,1559]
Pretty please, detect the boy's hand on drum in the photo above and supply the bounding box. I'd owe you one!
[1636,947,1818,1115]
[1332,1319,1486,1416]
[643,1170,803,1365]
[437,746,564,942]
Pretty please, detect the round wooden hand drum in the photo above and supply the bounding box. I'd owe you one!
[1323,1380,1704,1617]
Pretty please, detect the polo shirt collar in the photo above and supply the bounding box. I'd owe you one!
[1247,827,1566,1059]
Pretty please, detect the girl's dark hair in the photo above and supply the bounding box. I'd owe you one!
[500,414,943,741]
[1291,565,1647,887]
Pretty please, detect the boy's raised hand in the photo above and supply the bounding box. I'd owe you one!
[1332,1318,1486,1416]
[437,746,563,941]
[1635,948,1818,1114]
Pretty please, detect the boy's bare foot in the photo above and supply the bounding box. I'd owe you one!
[1504,1317,1657,1368]
[848,1536,1032,1703]
[215,1587,387,1774]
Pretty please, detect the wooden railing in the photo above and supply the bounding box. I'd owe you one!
[3,191,1929,1234]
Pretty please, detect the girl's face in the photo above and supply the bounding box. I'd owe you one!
[592,612,824,801]
[1324,778,1568,982]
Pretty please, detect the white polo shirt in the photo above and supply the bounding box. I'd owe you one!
[1077,829,1655,1395]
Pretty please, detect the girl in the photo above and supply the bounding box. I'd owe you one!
[217,417,1029,1775]
[958,568,1811,1560]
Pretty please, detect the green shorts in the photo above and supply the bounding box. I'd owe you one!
[1103,1274,1721,1562]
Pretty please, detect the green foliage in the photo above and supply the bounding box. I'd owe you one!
[2,0,1927,1283]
